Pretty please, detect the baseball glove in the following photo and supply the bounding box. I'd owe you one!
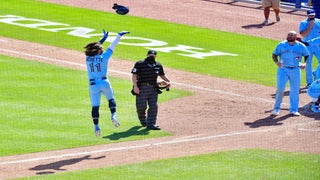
[157,81,170,90]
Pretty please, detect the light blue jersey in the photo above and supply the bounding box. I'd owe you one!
[299,18,320,84]
[299,18,320,41]
[273,41,309,66]
[307,36,320,48]
[86,33,124,107]
[86,49,112,81]
[307,37,320,80]
[273,41,309,113]
[307,79,320,98]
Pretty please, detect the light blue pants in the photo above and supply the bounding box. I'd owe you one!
[307,79,320,98]
[305,46,318,85]
[89,79,114,107]
[274,67,301,112]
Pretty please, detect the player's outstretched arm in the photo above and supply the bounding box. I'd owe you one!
[99,29,108,44]
[108,31,130,51]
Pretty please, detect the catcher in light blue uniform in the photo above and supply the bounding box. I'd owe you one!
[272,31,309,116]
[84,30,129,136]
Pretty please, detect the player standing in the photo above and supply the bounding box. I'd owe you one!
[272,31,309,116]
[84,30,129,136]
[299,9,320,87]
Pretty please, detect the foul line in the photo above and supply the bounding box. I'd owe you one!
[0,128,273,165]
[0,47,275,104]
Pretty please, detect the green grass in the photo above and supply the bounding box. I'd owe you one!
[19,149,320,180]
[0,0,317,86]
[0,55,191,156]
[1,1,319,179]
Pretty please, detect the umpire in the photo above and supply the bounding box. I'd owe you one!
[131,50,171,130]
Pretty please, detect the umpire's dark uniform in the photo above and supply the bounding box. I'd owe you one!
[131,50,170,130]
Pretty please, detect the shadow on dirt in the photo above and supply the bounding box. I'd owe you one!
[244,112,293,128]
[29,155,105,175]
[270,87,308,99]
[242,22,276,29]
[103,126,150,140]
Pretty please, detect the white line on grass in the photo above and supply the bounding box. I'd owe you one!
[0,121,316,166]
[0,47,276,104]
[0,128,273,165]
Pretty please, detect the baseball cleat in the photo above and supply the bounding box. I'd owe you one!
[112,119,120,127]
[146,125,161,130]
[290,111,300,116]
[276,15,280,22]
[111,114,120,127]
[94,125,101,136]
[272,109,280,116]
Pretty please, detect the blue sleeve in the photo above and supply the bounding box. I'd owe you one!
[299,20,307,33]
[308,37,320,47]
[273,44,281,56]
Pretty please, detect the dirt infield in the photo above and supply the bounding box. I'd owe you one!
[0,0,319,179]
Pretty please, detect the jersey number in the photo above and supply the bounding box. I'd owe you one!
[89,63,101,72]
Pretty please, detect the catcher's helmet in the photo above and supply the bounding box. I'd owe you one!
[112,3,129,15]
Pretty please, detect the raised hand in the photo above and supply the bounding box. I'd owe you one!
[118,31,130,36]
[99,29,109,44]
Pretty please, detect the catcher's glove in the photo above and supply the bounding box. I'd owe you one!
[157,81,170,90]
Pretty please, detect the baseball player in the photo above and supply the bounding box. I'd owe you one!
[84,30,129,136]
[299,9,320,87]
[299,36,320,103]
[131,50,171,130]
[300,37,320,79]
[307,79,320,113]
[272,31,309,116]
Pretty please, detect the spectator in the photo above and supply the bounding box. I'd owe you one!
[262,0,281,25]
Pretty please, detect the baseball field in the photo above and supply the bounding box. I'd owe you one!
[0,0,319,179]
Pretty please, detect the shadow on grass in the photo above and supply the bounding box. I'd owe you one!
[103,126,150,140]
[29,155,105,175]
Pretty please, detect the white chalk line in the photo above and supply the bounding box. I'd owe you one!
[0,47,276,104]
[0,128,273,165]
[1,120,316,166]
[298,128,320,132]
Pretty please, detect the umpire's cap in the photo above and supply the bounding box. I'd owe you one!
[147,50,157,55]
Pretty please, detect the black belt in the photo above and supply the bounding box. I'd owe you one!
[283,66,299,69]
[90,77,107,81]
[139,82,155,86]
